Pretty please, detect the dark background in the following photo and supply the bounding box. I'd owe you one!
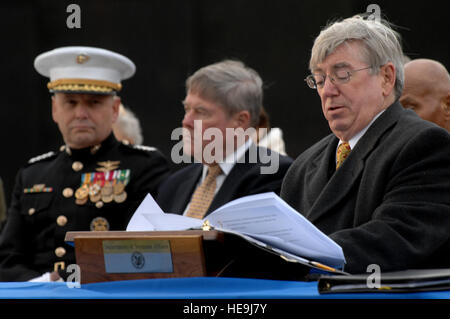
[0,0,448,205]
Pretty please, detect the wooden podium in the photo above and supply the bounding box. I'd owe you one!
[65,230,225,284]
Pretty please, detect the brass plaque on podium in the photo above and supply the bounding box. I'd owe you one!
[65,231,219,283]
[102,239,173,273]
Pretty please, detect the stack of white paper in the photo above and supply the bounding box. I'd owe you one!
[126,192,346,270]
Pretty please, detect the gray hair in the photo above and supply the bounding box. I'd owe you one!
[310,14,405,100]
[186,60,263,127]
[115,104,143,145]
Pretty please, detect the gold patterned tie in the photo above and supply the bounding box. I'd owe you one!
[185,165,223,219]
[336,142,351,170]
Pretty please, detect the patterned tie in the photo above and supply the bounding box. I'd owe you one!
[185,165,223,219]
[336,142,351,170]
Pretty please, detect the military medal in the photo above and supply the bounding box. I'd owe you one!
[101,181,113,196]
[112,180,125,203]
[74,165,131,206]
[75,183,89,199]
[113,182,125,195]
[75,174,90,205]
[75,196,88,205]
[75,183,89,197]
[101,178,114,202]
[90,192,101,203]
[102,193,114,203]
[114,191,127,203]
[113,170,130,203]
[89,183,101,202]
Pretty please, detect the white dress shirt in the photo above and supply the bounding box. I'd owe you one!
[183,138,253,215]
[336,110,385,163]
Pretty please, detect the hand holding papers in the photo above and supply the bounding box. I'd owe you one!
[127,192,346,272]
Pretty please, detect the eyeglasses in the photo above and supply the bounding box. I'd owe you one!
[305,66,374,89]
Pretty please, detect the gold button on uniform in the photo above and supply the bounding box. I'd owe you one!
[28,208,36,216]
[72,161,83,171]
[55,247,66,257]
[62,187,73,198]
[56,215,68,227]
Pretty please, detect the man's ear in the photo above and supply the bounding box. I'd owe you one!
[112,96,121,123]
[442,93,450,121]
[233,110,251,129]
[380,62,396,97]
[51,95,58,124]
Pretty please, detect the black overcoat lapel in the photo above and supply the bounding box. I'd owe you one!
[307,102,402,223]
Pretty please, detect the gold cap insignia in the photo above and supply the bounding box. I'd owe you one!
[76,54,90,64]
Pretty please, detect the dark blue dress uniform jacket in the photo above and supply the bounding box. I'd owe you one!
[0,133,170,281]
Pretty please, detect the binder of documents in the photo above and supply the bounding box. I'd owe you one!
[318,269,450,293]
[127,192,347,275]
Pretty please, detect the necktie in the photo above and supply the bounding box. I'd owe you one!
[185,165,223,219]
[336,142,351,170]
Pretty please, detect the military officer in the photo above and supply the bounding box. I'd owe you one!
[0,46,170,281]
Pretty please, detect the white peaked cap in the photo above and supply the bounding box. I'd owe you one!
[34,46,136,94]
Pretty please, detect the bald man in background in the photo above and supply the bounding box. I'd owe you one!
[400,59,450,131]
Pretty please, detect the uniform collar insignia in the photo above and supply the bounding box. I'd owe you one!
[90,144,101,154]
[60,145,72,156]
[60,143,102,156]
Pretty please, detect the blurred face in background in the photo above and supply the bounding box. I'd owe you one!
[182,91,250,163]
[401,59,450,132]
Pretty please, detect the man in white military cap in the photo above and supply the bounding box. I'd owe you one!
[0,46,170,282]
